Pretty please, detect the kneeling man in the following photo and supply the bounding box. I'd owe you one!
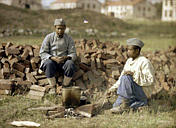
[108,38,155,113]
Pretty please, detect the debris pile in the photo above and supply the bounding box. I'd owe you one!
[0,39,176,99]
[28,100,111,119]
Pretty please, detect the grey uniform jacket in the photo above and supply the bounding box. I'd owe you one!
[39,32,77,68]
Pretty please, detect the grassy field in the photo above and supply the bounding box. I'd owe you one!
[0,90,176,128]
[1,34,175,51]
[0,33,176,128]
[0,4,176,128]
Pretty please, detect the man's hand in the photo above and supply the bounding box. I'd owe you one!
[50,56,71,63]
[107,87,116,96]
[123,71,134,76]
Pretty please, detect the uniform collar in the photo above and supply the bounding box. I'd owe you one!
[55,32,65,39]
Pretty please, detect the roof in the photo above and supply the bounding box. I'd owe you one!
[51,0,101,4]
[51,0,79,4]
[105,0,146,6]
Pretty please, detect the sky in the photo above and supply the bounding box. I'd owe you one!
[41,0,161,7]
[42,0,105,7]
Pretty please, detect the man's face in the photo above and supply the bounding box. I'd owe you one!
[55,25,66,37]
[127,45,139,59]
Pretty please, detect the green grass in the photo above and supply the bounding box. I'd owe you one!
[1,35,175,51]
[0,5,176,128]
[0,92,176,128]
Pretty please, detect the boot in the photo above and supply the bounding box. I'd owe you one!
[111,98,129,114]
[63,75,72,87]
[46,77,56,94]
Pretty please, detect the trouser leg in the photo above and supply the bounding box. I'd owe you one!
[62,60,76,87]
[113,75,147,109]
[41,59,58,78]
[62,60,76,77]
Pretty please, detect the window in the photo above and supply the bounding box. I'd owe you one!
[25,4,30,9]
[170,0,173,6]
[82,3,84,8]
[93,4,96,9]
[143,12,145,17]
[170,10,173,17]
[148,8,151,11]
[138,6,141,11]
[110,12,114,17]
[165,10,167,17]
[165,0,168,6]
[87,4,89,8]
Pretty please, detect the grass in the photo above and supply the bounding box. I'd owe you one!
[0,91,176,128]
[0,33,175,127]
[0,34,175,51]
[0,4,176,128]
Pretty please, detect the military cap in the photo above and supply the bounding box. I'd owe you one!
[54,18,66,26]
[126,38,144,48]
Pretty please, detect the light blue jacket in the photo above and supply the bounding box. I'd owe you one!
[39,32,77,68]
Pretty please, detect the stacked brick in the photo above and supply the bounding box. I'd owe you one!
[144,46,176,91]
[0,40,176,99]
[0,42,42,95]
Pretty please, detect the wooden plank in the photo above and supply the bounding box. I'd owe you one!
[28,90,45,97]
[0,79,14,85]
[12,69,25,78]
[12,63,25,72]
[26,73,37,84]
[17,81,32,86]
[28,106,64,111]
[5,47,20,56]
[75,104,94,118]
[47,111,65,119]
[30,85,46,92]
[0,84,12,90]
[79,63,91,71]
[0,89,11,95]
[72,69,84,81]
[38,79,48,86]
[34,75,47,80]
[21,48,29,60]
[26,94,43,100]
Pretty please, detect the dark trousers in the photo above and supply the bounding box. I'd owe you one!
[41,59,76,78]
[113,75,148,109]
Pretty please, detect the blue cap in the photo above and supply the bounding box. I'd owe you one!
[54,18,66,26]
[126,38,144,48]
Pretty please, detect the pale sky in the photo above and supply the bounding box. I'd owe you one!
[42,0,105,7]
[41,0,161,7]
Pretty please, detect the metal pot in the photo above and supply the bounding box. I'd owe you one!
[62,86,81,108]
[62,87,72,108]
[71,86,81,107]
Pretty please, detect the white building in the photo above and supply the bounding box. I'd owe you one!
[102,0,156,19]
[162,0,176,21]
[50,0,102,12]
[0,0,42,10]
[0,0,12,5]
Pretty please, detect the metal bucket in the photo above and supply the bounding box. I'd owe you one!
[62,87,72,108]
[71,86,81,107]
[62,86,81,108]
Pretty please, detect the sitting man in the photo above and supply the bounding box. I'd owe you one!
[39,18,77,93]
[108,38,155,113]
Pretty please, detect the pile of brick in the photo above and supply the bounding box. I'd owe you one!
[0,40,176,99]
[144,46,176,91]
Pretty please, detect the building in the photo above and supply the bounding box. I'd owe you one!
[50,0,102,12]
[162,0,176,21]
[0,0,42,10]
[0,0,12,5]
[102,0,156,19]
